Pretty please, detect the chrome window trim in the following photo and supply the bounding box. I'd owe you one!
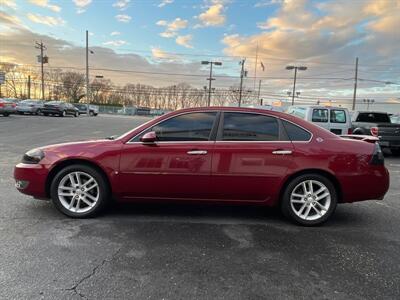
[126,110,313,144]
[126,110,220,144]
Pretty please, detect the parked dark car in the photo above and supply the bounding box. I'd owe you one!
[16,99,45,115]
[351,111,400,155]
[73,103,99,116]
[42,101,79,117]
[15,107,389,226]
[0,98,16,116]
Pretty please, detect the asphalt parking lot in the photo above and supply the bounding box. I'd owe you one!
[1,114,399,300]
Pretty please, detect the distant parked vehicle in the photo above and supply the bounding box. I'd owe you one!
[16,99,45,115]
[117,106,136,115]
[287,105,352,135]
[390,113,400,124]
[42,101,79,117]
[352,111,400,156]
[73,103,99,116]
[0,98,16,117]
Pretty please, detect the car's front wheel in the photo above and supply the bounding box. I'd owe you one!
[281,174,337,226]
[50,164,110,218]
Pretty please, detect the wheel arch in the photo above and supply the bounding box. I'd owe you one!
[279,169,343,204]
[45,159,112,198]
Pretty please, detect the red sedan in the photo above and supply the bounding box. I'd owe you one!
[14,107,389,225]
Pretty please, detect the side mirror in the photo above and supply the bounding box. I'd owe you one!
[140,131,157,144]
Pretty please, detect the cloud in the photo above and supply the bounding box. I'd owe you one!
[28,0,61,12]
[103,40,128,47]
[115,14,131,23]
[151,47,179,61]
[156,17,188,38]
[254,0,282,7]
[196,3,226,27]
[1,0,17,9]
[113,0,130,10]
[158,0,173,8]
[176,35,193,48]
[73,0,92,13]
[27,13,65,26]
[110,31,121,36]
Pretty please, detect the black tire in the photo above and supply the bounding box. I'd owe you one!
[89,111,94,117]
[94,113,98,116]
[36,109,42,115]
[18,112,24,115]
[281,174,337,226]
[44,113,49,116]
[59,110,66,117]
[391,149,400,156]
[50,164,110,218]
[3,112,10,117]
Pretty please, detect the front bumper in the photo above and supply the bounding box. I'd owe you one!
[14,163,49,199]
[17,107,36,113]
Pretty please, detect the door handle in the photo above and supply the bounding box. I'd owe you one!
[187,150,208,155]
[272,150,293,155]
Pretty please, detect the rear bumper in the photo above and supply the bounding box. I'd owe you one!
[340,166,390,203]
[378,137,400,149]
[14,163,49,199]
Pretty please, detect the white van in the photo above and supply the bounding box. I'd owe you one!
[286,105,352,135]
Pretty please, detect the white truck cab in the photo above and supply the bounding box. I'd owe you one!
[286,105,352,135]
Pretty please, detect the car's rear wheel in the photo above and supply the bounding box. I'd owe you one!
[50,164,110,218]
[36,109,42,115]
[281,174,337,226]
[74,111,79,117]
[59,110,66,117]
[89,111,94,116]
[3,113,10,117]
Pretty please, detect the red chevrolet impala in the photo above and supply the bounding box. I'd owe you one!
[14,107,389,225]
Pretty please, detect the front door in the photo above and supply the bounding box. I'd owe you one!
[118,111,218,200]
[210,112,294,202]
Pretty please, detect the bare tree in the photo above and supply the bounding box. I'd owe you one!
[61,72,85,102]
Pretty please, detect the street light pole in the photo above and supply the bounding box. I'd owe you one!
[86,30,90,115]
[286,65,307,106]
[201,60,222,106]
[238,59,246,107]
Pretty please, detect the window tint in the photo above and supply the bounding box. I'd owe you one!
[222,112,279,141]
[312,109,328,122]
[282,120,311,141]
[330,109,346,123]
[356,113,391,123]
[149,112,217,141]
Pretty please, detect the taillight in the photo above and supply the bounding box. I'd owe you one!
[370,143,384,165]
[370,127,379,137]
[0,103,4,108]
[348,128,353,134]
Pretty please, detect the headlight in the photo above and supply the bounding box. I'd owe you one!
[22,148,45,164]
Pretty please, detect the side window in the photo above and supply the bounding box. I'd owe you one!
[312,109,328,123]
[282,120,311,141]
[135,112,217,142]
[330,110,346,123]
[222,112,279,141]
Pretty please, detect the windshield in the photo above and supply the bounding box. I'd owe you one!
[356,113,391,123]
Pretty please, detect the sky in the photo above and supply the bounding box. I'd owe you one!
[0,0,399,111]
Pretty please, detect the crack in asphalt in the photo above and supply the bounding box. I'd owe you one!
[65,247,122,299]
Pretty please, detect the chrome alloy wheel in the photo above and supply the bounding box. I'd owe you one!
[290,180,331,221]
[58,171,99,213]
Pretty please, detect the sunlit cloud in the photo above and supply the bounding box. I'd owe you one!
[1,0,17,9]
[112,0,130,10]
[28,0,61,12]
[115,14,131,23]
[110,31,121,36]
[158,0,173,8]
[73,0,92,14]
[195,3,226,27]
[176,34,193,48]
[156,17,188,38]
[103,40,128,47]
[27,13,65,26]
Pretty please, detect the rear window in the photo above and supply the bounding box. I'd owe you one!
[330,109,346,123]
[356,113,391,123]
[282,120,311,141]
[312,109,328,122]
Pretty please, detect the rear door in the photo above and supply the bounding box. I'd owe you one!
[209,112,294,202]
[329,108,350,135]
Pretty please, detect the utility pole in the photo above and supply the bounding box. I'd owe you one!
[257,80,262,105]
[86,30,90,114]
[238,59,246,107]
[201,60,222,106]
[352,57,359,111]
[27,75,31,99]
[35,41,46,100]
